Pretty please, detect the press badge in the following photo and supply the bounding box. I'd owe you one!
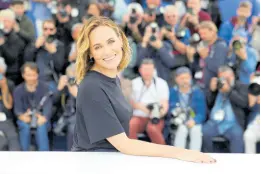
[214,110,225,121]
[194,71,203,79]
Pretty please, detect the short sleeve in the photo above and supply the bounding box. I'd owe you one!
[79,84,125,144]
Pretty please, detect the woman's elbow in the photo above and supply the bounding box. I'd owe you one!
[107,133,133,154]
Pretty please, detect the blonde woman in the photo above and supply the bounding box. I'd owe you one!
[72,16,216,164]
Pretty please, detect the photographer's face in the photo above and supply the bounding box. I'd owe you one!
[176,73,191,89]
[237,7,251,20]
[199,28,214,41]
[187,0,201,13]
[43,22,56,37]
[22,67,38,85]
[218,71,235,87]
[0,16,15,33]
[72,25,83,41]
[11,4,25,17]
[89,26,123,71]
[164,11,178,26]
[139,63,155,81]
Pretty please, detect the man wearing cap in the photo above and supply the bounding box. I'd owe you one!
[169,66,206,151]
[227,29,258,84]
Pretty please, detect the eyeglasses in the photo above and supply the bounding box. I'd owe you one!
[43,28,55,31]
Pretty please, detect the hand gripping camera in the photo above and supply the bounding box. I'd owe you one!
[170,105,187,129]
[147,103,161,124]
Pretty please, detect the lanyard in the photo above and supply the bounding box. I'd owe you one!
[137,78,157,102]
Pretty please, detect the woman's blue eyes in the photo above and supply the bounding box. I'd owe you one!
[94,40,115,50]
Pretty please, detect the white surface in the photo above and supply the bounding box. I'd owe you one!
[0,152,260,174]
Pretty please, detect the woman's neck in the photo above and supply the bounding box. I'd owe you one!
[91,65,118,78]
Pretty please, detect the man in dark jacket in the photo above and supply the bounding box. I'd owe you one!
[202,65,249,153]
[137,23,177,85]
[24,19,65,92]
[10,0,35,44]
[0,9,26,85]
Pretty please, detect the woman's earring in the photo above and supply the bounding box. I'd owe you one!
[89,57,95,63]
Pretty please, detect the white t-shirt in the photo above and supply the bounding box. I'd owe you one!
[131,77,169,117]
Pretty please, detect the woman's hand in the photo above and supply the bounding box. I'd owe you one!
[176,149,216,163]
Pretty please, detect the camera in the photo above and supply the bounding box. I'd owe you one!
[145,8,155,17]
[249,72,260,96]
[46,34,56,43]
[129,8,137,24]
[147,103,161,124]
[176,28,186,40]
[217,77,225,90]
[54,106,76,136]
[164,24,172,32]
[59,9,68,18]
[189,33,201,46]
[0,22,4,38]
[150,22,158,42]
[29,109,38,129]
[68,77,75,86]
[232,39,244,51]
[170,105,187,129]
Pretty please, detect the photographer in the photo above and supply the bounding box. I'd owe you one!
[97,0,115,19]
[13,62,53,151]
[24,19,65,92]
[202,66,249,153]
[169,67,206,151]
[244,73,260,153]
[161,5,191,69]
[122,3,144,43]
[219,1,253,45]
[0,57,20,151]
[227,30,258,84]
[129,59,169,145]
[10,0,35,44]
[53,0,80,47]
[186,21,228,92]
[53,63,77,150]
[179,0,211,35]
[0,9,26,85]
[145,0,165,27]
[137,23,177,85]
[82,2,101,23]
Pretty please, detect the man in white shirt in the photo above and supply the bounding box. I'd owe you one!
[129,59,169,145]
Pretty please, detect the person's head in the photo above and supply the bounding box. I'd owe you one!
[71,23,84,41]
[218,65,235,87]
[198,21,218,42]
[10,0,25,17]
[85,2,101,17]
[57,0,73,15]
[237,1,252,21]
[164,5,179,26]
[127,2,144,23]
[42,19,56,37]
[187,0,201,14]
[0,57,7,75]
[76,16,131,84]
[21,62,39,85]
[146,0,161,9]
[66,63,76,78]
[175,67,192,90]
[0,9,16,33]
[139,59,155,81]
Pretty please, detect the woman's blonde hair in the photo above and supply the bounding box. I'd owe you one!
[76,16,131,84]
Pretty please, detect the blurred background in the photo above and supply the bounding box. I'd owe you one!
[0,0,260,153]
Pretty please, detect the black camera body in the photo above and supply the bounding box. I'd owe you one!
[46,34,56,43]
[217,77,225,90]
[59,9,68,18]
[147,103,161,124]
[170,106,187,129]
[165,24,172,32]
[150,23,158,42]
[232,39,244,51]
[68,77,75,86]
[129,8,137,24]
[29,109,39,129]
[249,72,260,96]
[176,28,186,40]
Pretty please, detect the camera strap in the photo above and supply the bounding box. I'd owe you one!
[178,90,193,118]
[137,77,157,102]
[49,60,59,83]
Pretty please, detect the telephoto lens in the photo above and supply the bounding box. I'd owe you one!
[129,8,137,24]
[217,78,225,90]
[46,34,56,43]
[149,23,158,42]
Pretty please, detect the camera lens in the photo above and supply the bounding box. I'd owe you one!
[232,40,242,50]
[151,117,160,124]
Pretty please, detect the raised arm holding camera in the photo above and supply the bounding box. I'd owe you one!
[24,19,65,92]
[137,23,177,84]
[227,31,258,84]
[202,66,249,153]
[129,59,169,145]
[13,62,53,151]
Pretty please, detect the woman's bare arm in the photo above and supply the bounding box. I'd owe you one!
[107,133,216,163]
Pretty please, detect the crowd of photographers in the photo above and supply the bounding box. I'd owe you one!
[0,0,260,154]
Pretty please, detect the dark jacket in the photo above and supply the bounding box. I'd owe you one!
[23,39,65,82]
[0,31,26,77]
[206,81,249,129]
[137,41,177,85]
[0,79,15,120]
[13,81,53,120]
[17,14,35,44]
